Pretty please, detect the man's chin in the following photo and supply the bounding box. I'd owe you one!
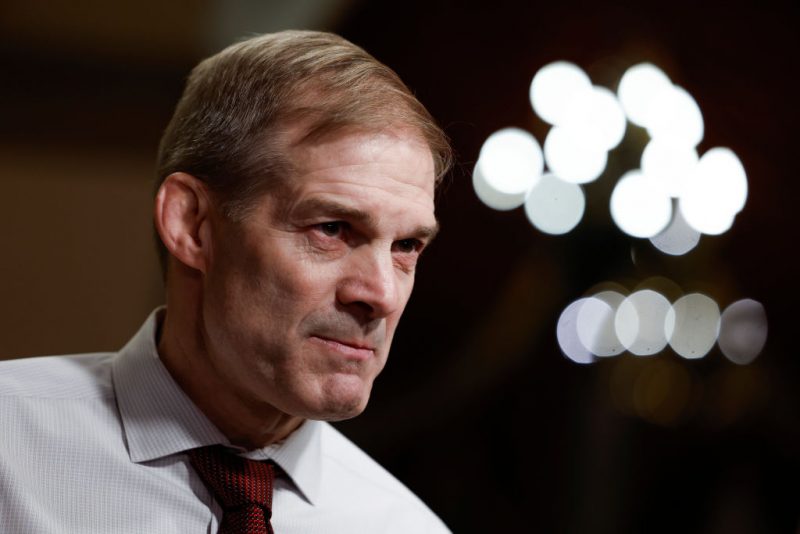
[307,395,369,422]
[305,387,372,422]
[316,406,366,422]
[284,374,375,421]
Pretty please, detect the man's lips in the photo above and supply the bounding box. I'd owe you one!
[309,335,376,359]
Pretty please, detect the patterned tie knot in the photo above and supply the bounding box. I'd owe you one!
[188,445,276,533]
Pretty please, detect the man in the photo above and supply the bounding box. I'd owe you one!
[0,30,452,533]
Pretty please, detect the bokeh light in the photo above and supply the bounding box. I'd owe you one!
[479,61,749,244]
[557,298,596,364]
[680,147,747,234]
[718,299,768,365]
[649,207,701,256]
[610,170,673,238]
[615,289,672,356]
[635,276,684,303]
[646,85,704,147]
[473,163,524,210]
[524,173,585,235]
[473,128,544,210]
[557,279,765,365]
[696,148,748,214]
[576,290,627,357]
[665,293,720,359]
[563,85,627,150]
[529,61,592,126]
[680,193,736,235]
[641,137,699,199]
[617,63,673,128]
[543,126,609,184]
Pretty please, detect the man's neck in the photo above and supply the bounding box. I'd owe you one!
[156,307,304,450]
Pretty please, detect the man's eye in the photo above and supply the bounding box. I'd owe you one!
[394,239,421,254]
[319,222,345,237]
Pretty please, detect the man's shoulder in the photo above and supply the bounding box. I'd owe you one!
[0,352,116,400]
[319,422,451,532]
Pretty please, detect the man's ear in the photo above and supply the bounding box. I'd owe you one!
[154,172,213,273]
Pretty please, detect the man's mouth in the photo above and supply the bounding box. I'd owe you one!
[309,335,376,360]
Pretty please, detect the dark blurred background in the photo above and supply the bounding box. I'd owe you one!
[1,0,798,532]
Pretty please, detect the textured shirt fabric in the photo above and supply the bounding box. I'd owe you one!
[0,310,451,533]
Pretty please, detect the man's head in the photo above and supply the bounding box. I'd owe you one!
[153,31,450,436]
[155,30,451,272]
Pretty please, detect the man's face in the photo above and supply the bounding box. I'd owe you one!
[201,128,437,421]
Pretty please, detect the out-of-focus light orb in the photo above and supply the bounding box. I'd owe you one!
[718,299,768,365]
[473,128,544,211]
[530,61,592,126]
[563,86,627,150]
[617,63,673,128]
[577,290,626,357]
[636,276,684,303]
[610,170,673,238]
[679,147,746,235]
[524,173,585,235]
[665,293,720,359]
[473,163,526,210]
[695,147,748,213]
[641,138,699,198]
[557,298,596,364]
[544,126,608,184]
[646,85,704,147]
[680,192,736,235]
[615,289,672,356]
[649,207,701,256]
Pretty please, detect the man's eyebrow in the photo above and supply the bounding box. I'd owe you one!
[414,222,440,243]
[293,197,440,242]
[292,198,377,226]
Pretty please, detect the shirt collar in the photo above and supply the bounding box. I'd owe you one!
[112,308,322,504]
[112,308,229,460]
[243,419,323,505]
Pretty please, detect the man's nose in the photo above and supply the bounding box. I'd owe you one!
[336,245,404,320]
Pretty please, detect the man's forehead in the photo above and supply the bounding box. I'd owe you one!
[288,121,430,158]
[249,119,437,230]
[281,123,435,187]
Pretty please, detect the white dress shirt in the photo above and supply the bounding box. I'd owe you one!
[0,310,451,533]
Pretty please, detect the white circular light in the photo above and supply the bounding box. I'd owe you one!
[530,61,592,125]
[649,206,701,256]
[610,170,673,238]
[665,293,720,359]
[473,163,525,210]
[543,126,608,184]
[563,85,627,150]
[524,173,585,235]
[557,298,596,364]
[617,63,673,128]
[680,194,736,236]
[679,147,746,235]
[474,128,544,211]
[718,299,768,365]
[615,290,672,356]
[577,291,626,357]
[696,147,748,214]
[641,137,699,198]
[646,85,704,147]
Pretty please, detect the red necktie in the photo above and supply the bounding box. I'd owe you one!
[188,445,277,534]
